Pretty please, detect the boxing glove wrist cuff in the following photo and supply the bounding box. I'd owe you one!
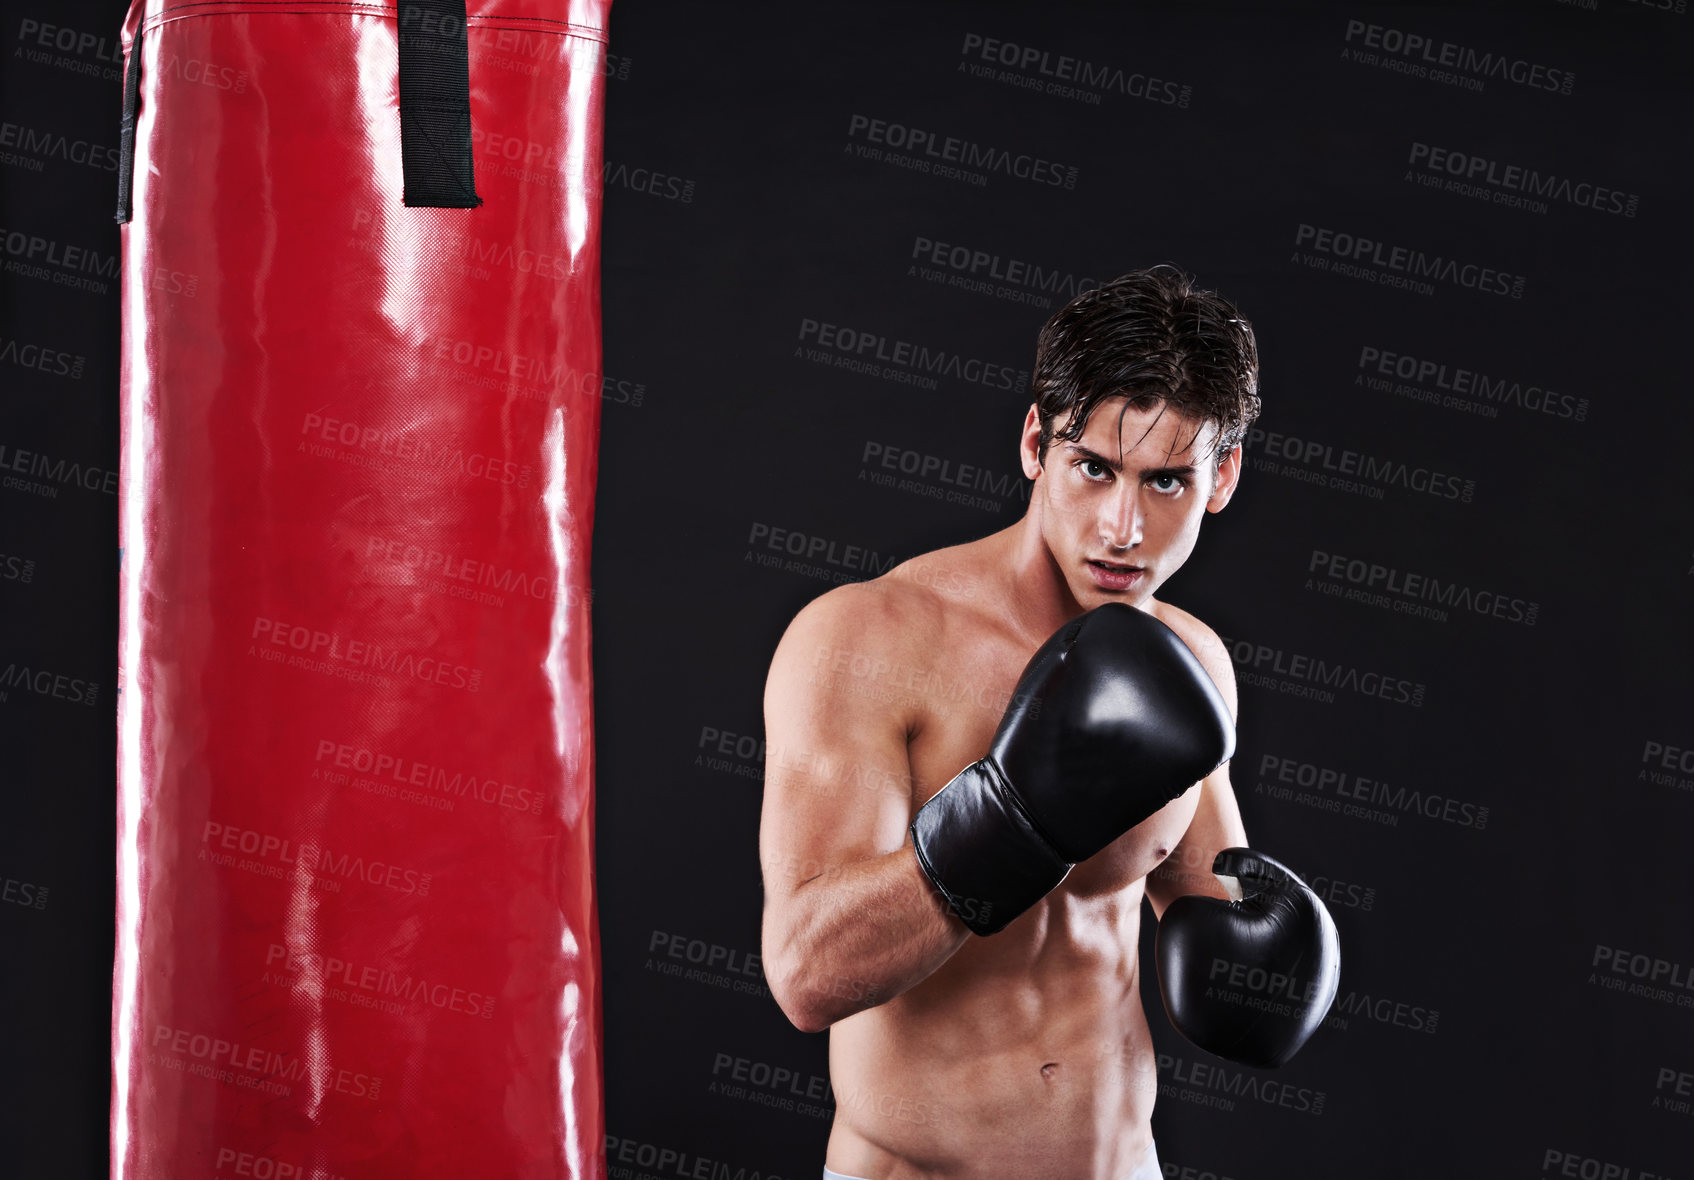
[909,757,1071,936]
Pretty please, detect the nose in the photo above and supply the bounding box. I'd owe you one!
[1101,481,1143,551]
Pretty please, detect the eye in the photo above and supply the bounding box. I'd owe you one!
[1077,459,1112,482]
[1149,473,1189,494]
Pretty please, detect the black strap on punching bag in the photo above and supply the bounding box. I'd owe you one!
[114,22,144,224]
[398,0,482,208]
[116,3,482,219]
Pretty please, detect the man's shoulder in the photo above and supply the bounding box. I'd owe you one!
[787,564,948,651]
[1147,600,1234,687]
[770,542,985,672]
[772,568,935,670]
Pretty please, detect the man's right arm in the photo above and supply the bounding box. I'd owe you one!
[758,584,969,1034]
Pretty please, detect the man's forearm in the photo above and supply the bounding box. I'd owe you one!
[765,843,970,1032]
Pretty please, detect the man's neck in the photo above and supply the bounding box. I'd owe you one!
[993,510,1088,644]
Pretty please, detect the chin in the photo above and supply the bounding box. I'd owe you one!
[1073,580,1146,608]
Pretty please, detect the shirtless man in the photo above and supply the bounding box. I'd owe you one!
[759,266,1339,1180]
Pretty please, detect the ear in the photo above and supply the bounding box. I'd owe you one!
[1206,445,1242,513]
[1019,403,1043,480]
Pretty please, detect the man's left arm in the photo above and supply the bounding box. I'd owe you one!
[1141,610,1344,1067]
[1144,611,1246,923]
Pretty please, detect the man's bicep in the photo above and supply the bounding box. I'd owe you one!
[758,597,917,899]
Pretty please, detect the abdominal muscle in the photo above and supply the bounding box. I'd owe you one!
[822,871,1166,1180]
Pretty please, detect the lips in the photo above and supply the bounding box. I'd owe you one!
[1086,560,1145,591]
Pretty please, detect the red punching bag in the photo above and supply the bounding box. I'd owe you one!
[112,2,610,1176]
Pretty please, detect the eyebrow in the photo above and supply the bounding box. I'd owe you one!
[1063,443,1198,480]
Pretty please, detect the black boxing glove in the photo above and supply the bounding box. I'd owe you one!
[1154,848,1341,1068]
[909,602,1234,936]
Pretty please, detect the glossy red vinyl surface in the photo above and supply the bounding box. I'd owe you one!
[113,3,609,1175]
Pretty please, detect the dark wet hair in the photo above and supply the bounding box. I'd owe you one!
[1032,264,1261,472]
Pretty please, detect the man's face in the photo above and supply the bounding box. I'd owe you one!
[1019,397,1241,608]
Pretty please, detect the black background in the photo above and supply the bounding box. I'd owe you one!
[3,1,1692,1177]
